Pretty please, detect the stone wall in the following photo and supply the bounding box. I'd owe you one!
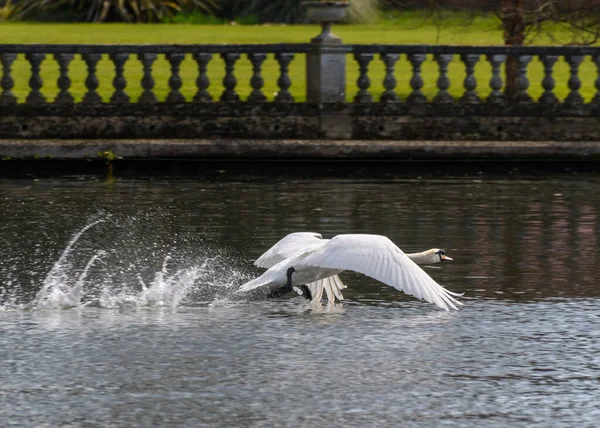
[1,103,598,141]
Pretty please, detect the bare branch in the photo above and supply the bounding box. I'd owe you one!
[383,0,600,46]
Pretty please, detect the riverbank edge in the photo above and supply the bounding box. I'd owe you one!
[2,139,600,161]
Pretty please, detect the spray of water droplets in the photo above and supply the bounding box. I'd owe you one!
[0,215,253,311]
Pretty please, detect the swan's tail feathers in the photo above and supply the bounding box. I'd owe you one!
[326,275,346,303]
[306,280,324,302]
[305,275,346,303]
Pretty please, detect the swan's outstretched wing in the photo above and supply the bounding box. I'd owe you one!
[305,275,347,303]
[297,234,462,311]
[254,232,327,268]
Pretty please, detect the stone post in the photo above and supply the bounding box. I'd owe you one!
[303,2,349,103]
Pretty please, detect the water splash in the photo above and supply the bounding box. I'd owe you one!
[31,250,107,310]
[28,219,107,310]
[99,256,205,309]
[1,217,250,311]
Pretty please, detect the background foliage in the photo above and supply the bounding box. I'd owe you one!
[1,0,599,48]
[0,0,381,23]
[2,0,218,22]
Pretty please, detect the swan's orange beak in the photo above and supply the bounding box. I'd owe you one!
[441,254,453,261]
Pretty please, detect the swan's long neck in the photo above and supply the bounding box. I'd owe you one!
[406,250,438,265]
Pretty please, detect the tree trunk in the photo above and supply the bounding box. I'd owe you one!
[501,0,525,98]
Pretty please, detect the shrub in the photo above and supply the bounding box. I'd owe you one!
[12,0,219,22]
[0,0,15,20]
[218,0,303,24]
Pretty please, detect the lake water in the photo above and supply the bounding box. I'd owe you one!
[1,162,599,427]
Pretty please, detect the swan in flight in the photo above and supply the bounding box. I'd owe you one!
[237,233,462,311]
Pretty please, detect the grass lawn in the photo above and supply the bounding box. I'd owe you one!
[0,16,598,103]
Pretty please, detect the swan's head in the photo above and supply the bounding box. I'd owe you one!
[416,248,453,264]
[435,249,452,262]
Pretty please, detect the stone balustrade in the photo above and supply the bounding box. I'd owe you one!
[0,43,599,141]
[350,45,600,108]
[0,44,312,106]
[0,44,599,106]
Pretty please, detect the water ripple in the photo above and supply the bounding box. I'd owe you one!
[1,172,600,426]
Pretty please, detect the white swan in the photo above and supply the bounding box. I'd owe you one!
[238,232,461,311]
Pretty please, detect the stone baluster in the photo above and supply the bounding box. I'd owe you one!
[54,53,74,105]
[110,53,129,104]
[593,55,600,107]
[247,53,267,102]
[353,53,374,103]
[275,53,294,103]
[0,53,18,106]
[433,54,453,104]
[487,54,506,104]
[220,53,240,102]
[460,54,480,104]
[138,53,158,104]
[538,55,558,105]
[166,53,185,103]
[25,53,46,105]
[564,55,584,107]
[193,53,213,103]
[380,53,400,102]
[407,53,427,104]
[82,53,102,104]
[514,55,532,103]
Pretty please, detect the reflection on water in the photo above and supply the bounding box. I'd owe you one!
[1,164,599,427]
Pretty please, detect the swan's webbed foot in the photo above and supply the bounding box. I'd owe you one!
[296,285,312,301]
[267,284,313,300]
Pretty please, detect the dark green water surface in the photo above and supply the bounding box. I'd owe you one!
[1,162,599,427]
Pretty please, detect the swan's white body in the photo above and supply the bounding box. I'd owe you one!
[238,233,462,311]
